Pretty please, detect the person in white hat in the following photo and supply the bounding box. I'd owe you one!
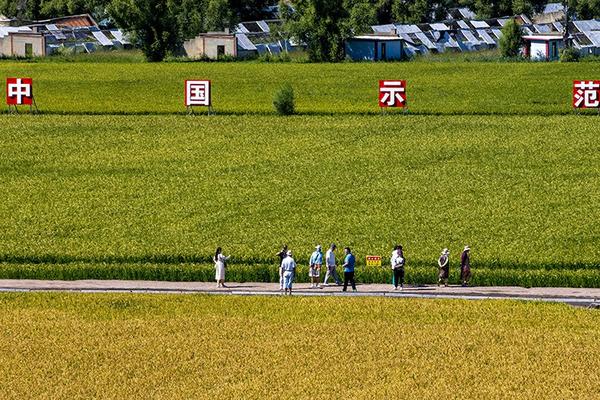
[281,250,297,295]
[391,244,405,290]
[460,246,471,287]
[308,245,323,288]
[437,248,450,287]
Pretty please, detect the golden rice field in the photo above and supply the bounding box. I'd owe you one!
[0,293,598,399]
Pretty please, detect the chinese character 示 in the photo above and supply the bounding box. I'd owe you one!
[185,80,211,107]
[6,78,33,105]
[379,80,406,108]
[573,80,600,108]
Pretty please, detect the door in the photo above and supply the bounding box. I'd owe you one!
[217,45,225,58]
[381,43,387,60]
[25,43,33,57]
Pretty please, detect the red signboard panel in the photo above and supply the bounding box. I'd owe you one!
[573,80,600,109]
[379,80,406,108]
[6,77,33,105]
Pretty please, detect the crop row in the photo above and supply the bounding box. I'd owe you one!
[2,262,600,287]
[1,61,599,115]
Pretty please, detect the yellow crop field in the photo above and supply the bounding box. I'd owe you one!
[0,293,599,399]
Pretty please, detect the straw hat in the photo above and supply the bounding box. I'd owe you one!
[441,248,449,255]
[463,246,470,252]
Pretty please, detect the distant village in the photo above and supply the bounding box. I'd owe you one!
[1,3,599,62]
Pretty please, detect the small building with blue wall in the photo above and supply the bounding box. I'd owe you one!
[345,35,404,61]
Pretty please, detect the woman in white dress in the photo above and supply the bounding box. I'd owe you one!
[214,247,230,288]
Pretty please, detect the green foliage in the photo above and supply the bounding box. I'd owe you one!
[273,83,295,115]
[499,18,524,58]
[283,0,351,62]
[560,46,580,62]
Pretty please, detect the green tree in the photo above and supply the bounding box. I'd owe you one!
[107,0,181,61]
[499,18,523,58]
[282,0,350,62]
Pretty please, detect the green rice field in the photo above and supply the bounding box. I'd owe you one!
[0,61,598,285]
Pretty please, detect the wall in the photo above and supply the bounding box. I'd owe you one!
[0,33,44,57]
[184,35,236,59]
[345,40,376,60]
[530,41,547,60]
[378,40,402,60]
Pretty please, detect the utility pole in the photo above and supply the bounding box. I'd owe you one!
[563,0,570,48]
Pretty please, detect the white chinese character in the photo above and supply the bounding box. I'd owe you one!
[574,80,600,108]
[380,81,405,106]
[8,78,31,105]
[186,80,210,106]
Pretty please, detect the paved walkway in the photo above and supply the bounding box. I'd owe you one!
[1,279,600,307]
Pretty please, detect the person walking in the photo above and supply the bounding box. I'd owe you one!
[214,247,230,288]
[309,245,323,288]
[276,244,288,291]
[342,247,357,292]
[438,248,450,287]
[460,246,471,287]
[281,250,296,295]
[391,245,405,290]
[323,243,342,285]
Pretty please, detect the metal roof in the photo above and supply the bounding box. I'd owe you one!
[522,35,563,41]
[372,24,395,33]
[0,26,34,38]
[351,35,402,41]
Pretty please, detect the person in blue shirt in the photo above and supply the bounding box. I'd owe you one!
[342,247,357,292]
[309,245,323,288]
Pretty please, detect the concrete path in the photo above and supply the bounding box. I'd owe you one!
[1,279,600,307]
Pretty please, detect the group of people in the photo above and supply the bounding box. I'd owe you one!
[212,243,472,291]
[276,244,356,295]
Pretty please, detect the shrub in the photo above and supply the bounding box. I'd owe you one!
[273,83,295,115]
[499,18,524,58]
[560,47,580,62]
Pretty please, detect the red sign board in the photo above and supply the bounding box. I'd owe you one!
[379,80,406,108]
[185,80,211,107]
[6,78,33,105]
[573,80,600,109]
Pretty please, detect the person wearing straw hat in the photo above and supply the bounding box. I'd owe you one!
[438,248,450,287]
[309,245,323,288]
[460,246,471,287]
[281,250,297,295]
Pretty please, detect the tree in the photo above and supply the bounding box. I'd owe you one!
[282,0,351,62]
[499,18,523,58]
[108,0,181,61]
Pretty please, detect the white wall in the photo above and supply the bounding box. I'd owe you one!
[184,35,236,59]
[530,41,547,60]
[0,33,44,57]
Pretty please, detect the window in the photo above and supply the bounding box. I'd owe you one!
[25,43,33,57]
[381,43,387,60]
[217,45,225,58]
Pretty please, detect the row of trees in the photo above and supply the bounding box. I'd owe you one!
[2,0,600,61]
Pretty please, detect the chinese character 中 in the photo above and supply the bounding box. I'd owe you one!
[7,78,32,105]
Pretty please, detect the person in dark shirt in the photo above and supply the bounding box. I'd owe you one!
[460,246,471,287]
[342,247,357,292]
[276,244,288,291]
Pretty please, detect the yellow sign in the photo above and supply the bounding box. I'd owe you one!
[366,255,382,267]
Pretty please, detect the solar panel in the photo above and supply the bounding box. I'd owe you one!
[415,32,436,49]
[477,29,496,45]
[110,29,129,45]
[256,21,270,33]
[470,20,489,28]
[461,30,479,44]
[92,30,113,46]
[235,33,257,51]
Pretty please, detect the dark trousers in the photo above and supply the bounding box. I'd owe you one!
[343,271,356,291]
[393,268,404,287]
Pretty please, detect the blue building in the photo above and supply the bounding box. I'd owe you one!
[345,35,404,61]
